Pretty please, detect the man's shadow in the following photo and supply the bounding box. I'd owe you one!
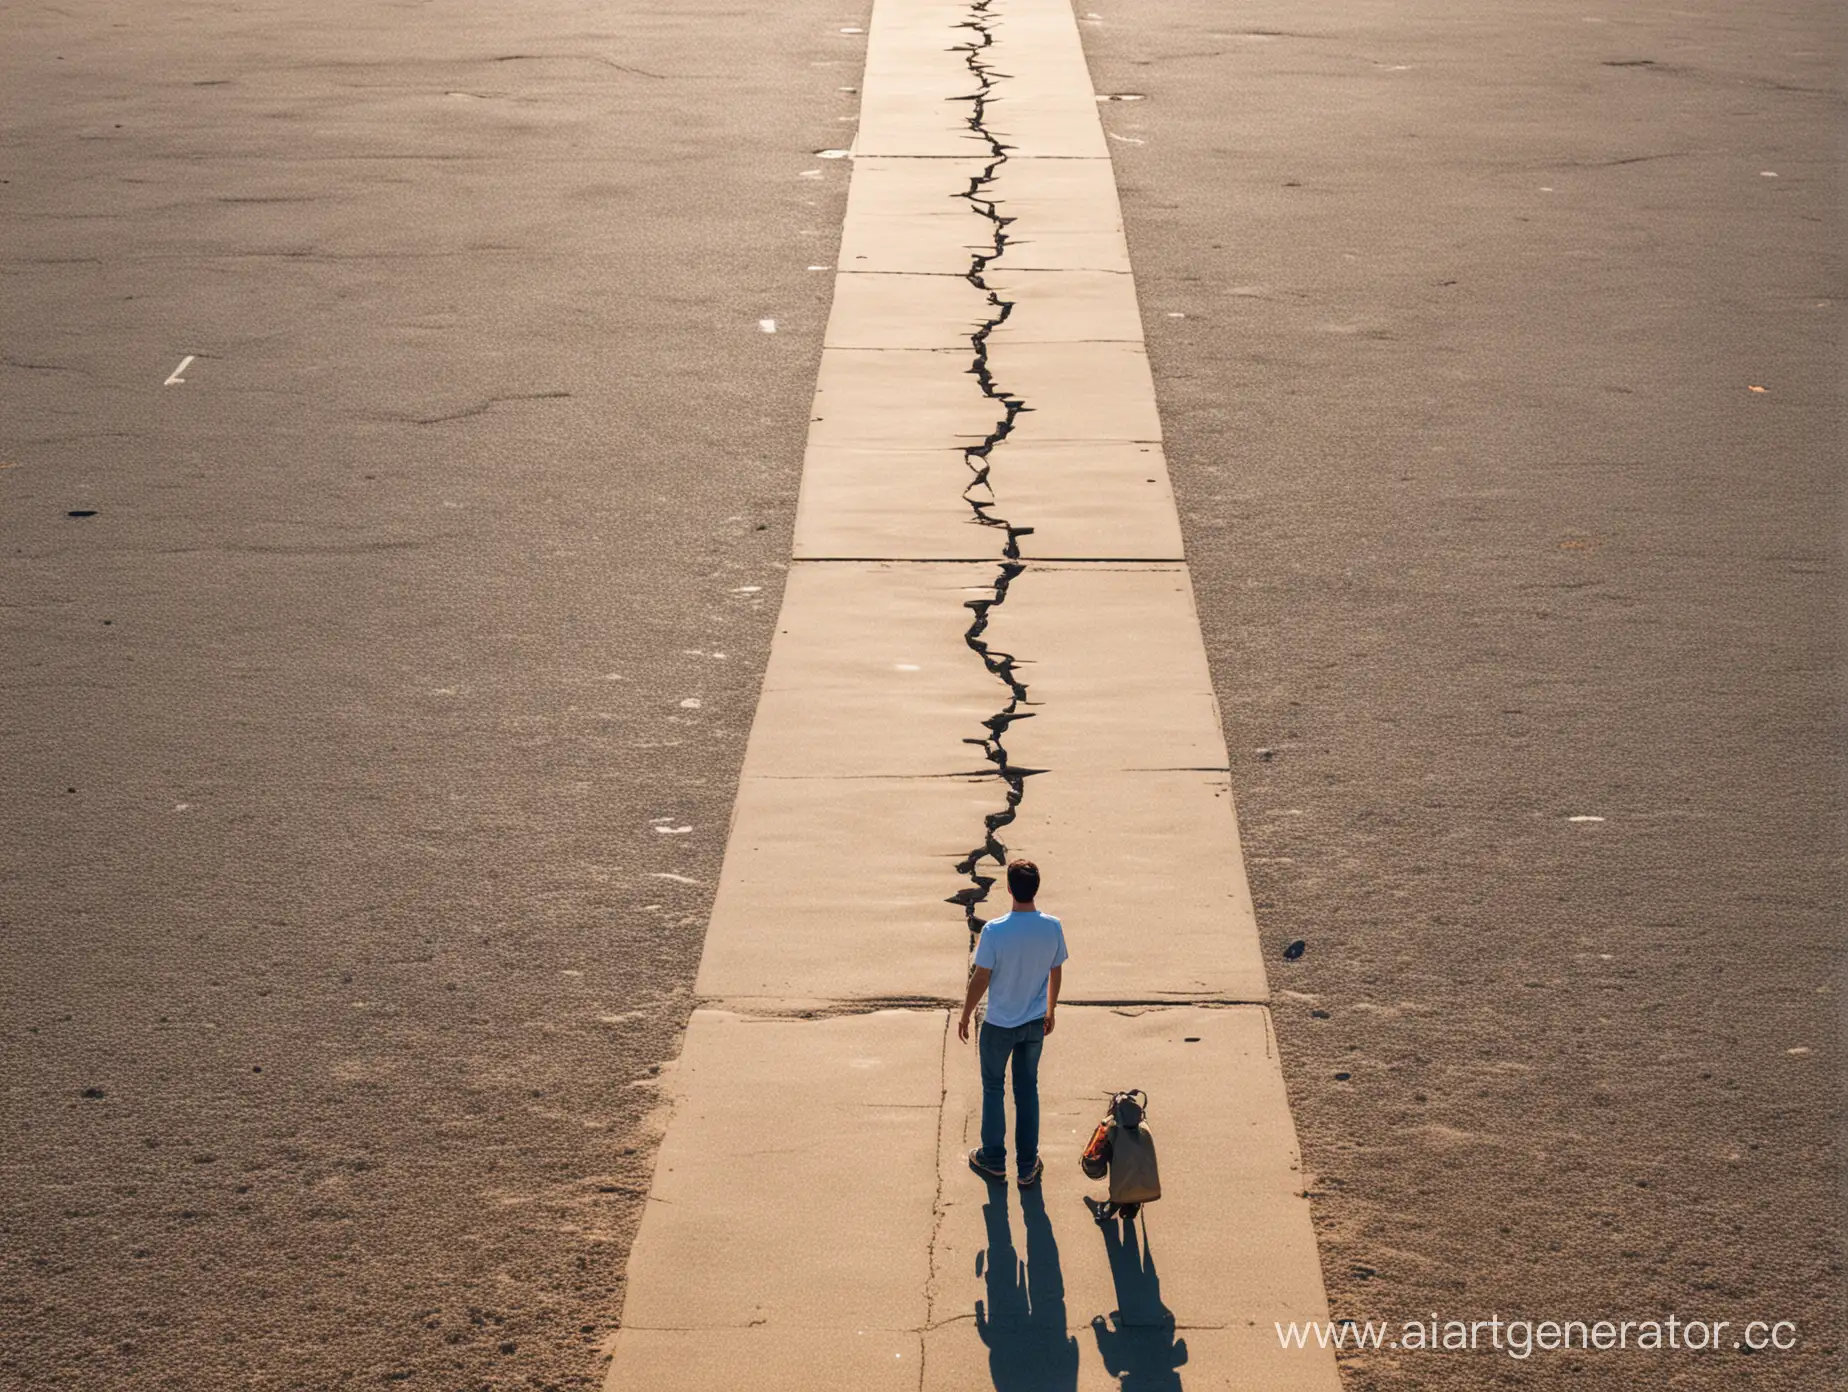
[974,1183,1079,1391]
[1090,1211,1187,1390]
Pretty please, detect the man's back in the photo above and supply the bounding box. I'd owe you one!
[973,909,1068,1028]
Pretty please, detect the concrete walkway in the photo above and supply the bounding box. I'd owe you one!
[604,0,1339,1386]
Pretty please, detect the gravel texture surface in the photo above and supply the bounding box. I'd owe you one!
[1,1,863,1387]
[1082,1,1842,1387]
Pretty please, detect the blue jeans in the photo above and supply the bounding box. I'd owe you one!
[976,1018,1045,1175]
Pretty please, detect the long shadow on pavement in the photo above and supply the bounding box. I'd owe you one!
[1090,1211,1188,1390]
[975,1182,1080,1391]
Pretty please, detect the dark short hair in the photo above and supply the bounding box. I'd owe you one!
[1006,858,1040,902]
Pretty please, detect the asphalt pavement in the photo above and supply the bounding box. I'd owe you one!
[1083,2,1842,1387]
[2,1,864,1387]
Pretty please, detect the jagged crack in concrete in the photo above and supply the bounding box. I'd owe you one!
[946,0,1036,940]
[605,0,1343,1381]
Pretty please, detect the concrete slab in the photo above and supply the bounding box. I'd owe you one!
[793,445,996,561]
[605,1010,943,1390]
[984,98,1110,162]
[741,561,996,779]
[862,0,974,37]
[1001,770,1269,1002]
[923,1322,1334,1392]
[986,0,1104,68]
[982,0,1110,159]
[989,156,1131,273]
[616,1009,944,1332]
[825,270,988,350]
[991,564,1229,773]
[855,87,986,161]
[743,563,1224,776]
[606,1329,921,1392]
[997,340,1165,445]
[807,347,996,450]
[694,773,991,1005]
[1000,442,1185,561]
[988,267,1146,345]
[924,1006,1340,1390]
[837,156,993,276]
[857,0,987,158]
[696,766,1267,1006]
[791,440,1184,562]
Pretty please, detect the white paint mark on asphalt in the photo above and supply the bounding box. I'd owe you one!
[1760,170,1778,178]
[1107,132,1145,144]
[654,826,693,835]
[1568,815,1606,822]
[164,354,195,385]
[679,698,703,709]
[650,873,700,884]
[798,169,823,179]
[808,264,831,271]
[1167,311,1185,318]
[839,26,864,33]
[816,148,850,159]
[730,585,762,593]
[1787,1046,1812,1056]
[174,803,191,812]
[760,318,778,332]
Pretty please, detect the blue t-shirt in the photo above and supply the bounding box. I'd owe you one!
[973,909,1069,1029]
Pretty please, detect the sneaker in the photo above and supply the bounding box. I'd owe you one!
[967,1148,1007,1182]
[1083,1195,1114,1225]
[1017,1157,1044,1188]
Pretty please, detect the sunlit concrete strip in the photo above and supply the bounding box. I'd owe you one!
[608,1010,939,1386]
[694,561,1267,1004]
[926,1008,1335,1388]
[856,0,989,157]
[605,0,1337,1386]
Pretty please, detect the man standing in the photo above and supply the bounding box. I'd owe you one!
[959,858,1068,1187]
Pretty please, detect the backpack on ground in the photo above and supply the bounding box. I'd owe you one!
[1078,1089,1161,1205]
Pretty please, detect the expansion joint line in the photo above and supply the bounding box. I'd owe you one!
[946,0,1036,943]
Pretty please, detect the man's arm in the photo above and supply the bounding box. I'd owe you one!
[1044,965,1062,1035]
[958,966,992,1043]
